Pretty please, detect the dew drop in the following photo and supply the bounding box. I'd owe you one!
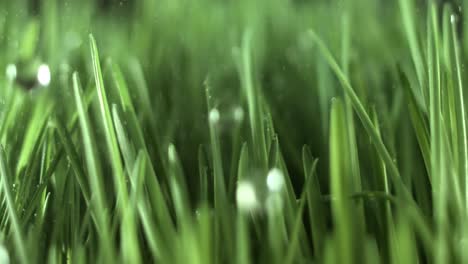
[209,108,220,124]
[168,143,177,163]
[236,181,258,211]
[451,14,458,24]
[37,64,51,86]
[5,64,17,80]
[266,168,284,192]
[233,106,244,123]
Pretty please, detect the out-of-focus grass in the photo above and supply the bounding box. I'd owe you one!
[0,0,467,263]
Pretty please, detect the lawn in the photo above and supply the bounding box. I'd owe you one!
[0,0,466,263]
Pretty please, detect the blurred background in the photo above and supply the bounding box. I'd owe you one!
[0,0,466,211]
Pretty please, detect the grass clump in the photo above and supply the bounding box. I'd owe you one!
[1,0,468,263]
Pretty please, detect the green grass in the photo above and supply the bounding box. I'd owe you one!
[1,0,468,263]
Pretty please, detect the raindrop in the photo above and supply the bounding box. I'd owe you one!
[233,106,244,123]
[209,108,220,125]
[5,64,17,80]
[236,181,259,211]
[37,64,51,86]
[451,14,458,24]
[168,143,177,163]
[266,168,284,192]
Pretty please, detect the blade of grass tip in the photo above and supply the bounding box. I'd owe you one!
[228,109,244,197]
[0,146,27,264]
[398,68,431,182]
[122,152,146,264]
[451,13,468,210]
[329,98,355,263]
[67,84,97,131]
[51,119,90,204]
[167,143,190,224]
[207,105,236,258]
[275,152,312,259]
[0,90,20,144]
[428,1,441,193]
[139,151,175,244]
[371,108,398,261]
[111,62,149,150]
[15,123,48,209]
[110,64,158,182]
[284,158,318,264]
[15,95,54,175]
[265,161,289,263]
[112,105,136,175]
[340,5,366,230]
[451,11,468,263]
[238,30,268,168]
[237,143,249,183]
[440,123,464,212]
[442,5,459,164]
[129,150,164,261]
[267,135,279,169]
[89,34,130,208]
[20,146,63,225]
[398,0,427,104]
[429,6,448,263]
[308,30,414,204]
[205,84,228,210]
[89,35,140,262]
[72,72,113,262]
[126,59,165,164]
[302,145,326,258]
[207,105,235,262]
[111,63,136,114]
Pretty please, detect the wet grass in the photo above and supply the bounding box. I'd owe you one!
[0,0,467,263]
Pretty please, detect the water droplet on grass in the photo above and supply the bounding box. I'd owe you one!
[209,108,220,124]
[5,64,17,80]
[233,106,244,123]
[451,14,458,24]
[236,181,259,211]
[266,168,284,192]
[168,143,177,163]
[37,64,51,86]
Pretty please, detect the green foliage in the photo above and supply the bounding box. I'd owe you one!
[0,0,467,263]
